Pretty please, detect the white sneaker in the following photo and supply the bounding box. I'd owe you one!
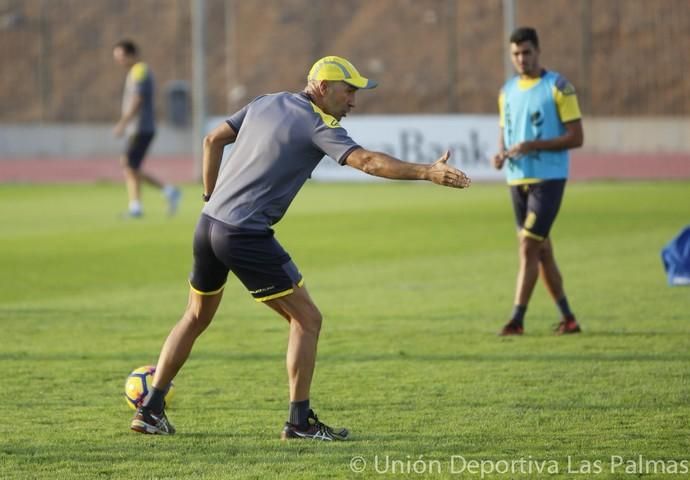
[165,187,182,216]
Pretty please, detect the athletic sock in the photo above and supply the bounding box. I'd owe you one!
[128,200,142,215]
[143,386,166,414]
[510,305,527,326]
[288,399,310,429]
[557,296,574,319]
[163,185,176,197]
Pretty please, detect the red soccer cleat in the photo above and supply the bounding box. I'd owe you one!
[499,321,524,336]
[554,316,582,335]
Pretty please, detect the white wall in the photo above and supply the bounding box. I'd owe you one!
[0,125,192,157]
[584,117,690,153]
[2,116,689,160]
[309,115,501,181]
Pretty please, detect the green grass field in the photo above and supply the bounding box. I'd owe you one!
[1,181,689,479]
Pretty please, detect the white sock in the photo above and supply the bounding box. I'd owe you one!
[129,200,142,214]
[163,185,176,197]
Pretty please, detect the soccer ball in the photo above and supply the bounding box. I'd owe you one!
[124,365,175,410]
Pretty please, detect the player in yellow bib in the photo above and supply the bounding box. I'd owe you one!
[492,27,584,336]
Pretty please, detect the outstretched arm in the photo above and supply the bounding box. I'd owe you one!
[344,148,471,189]
[202,122,237,200]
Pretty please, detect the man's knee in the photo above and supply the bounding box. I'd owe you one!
[123,165,139,179]
[519,235,542,258]
[184,292,222,331]
[300,305,322,334]
[539,240,554,261]
[289,302,322,337]
[181,307,213,333]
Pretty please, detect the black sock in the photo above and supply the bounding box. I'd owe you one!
[557,296,574,318]
[288,399,310,428]
[143,386,166,413]
[510,305,527,326]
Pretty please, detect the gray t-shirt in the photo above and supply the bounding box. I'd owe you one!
[122,62,155,135]
[203,92,360,230]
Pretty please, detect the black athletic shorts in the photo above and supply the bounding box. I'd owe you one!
[510,179,566,240]
[189,214,303,301]
[125,132,155,170]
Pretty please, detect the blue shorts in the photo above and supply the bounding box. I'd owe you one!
[189,214,303,301]
[510,179,566,241]
[125,132,155,170]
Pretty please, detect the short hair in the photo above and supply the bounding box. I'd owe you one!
[510,27,539,48]
[114,39,138,56]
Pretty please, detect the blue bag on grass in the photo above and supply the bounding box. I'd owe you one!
[661,226,690,286]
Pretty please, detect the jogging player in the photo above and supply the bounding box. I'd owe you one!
[492,27,584,336]
[129,55,471,440]
[113,39,181,217]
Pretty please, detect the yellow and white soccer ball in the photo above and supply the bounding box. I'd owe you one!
[124,365,175,410]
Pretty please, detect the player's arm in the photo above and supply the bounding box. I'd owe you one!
[202,122,238,200]
[344,148,471,189]
[492,127,507,170]
[492,92,508,169]
[506,120,583,157]
[113,94,143,137]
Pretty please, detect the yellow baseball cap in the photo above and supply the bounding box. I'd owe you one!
[308,55,377,90]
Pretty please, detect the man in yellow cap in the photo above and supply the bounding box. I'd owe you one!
[130,55,471,440]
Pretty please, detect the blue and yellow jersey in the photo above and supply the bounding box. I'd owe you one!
[122,61,155,135]
[498,70,581,185]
